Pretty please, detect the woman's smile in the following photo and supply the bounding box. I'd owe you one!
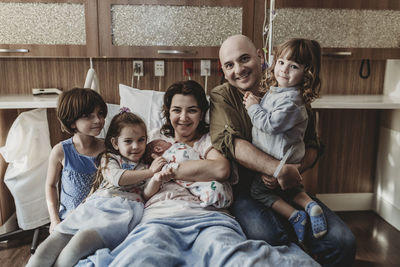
[177,121,192,127]
[169,94,202,142]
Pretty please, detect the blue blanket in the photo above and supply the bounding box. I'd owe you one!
[77,212,319,267]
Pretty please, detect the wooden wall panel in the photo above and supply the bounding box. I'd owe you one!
[0,58,223,103]
[317,109,380,193]
[320,59,386,95]
[0,58,224,146]
[315,59,385,193]
[0,58,88,95]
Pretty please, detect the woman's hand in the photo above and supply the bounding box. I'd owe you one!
[243,92,260,110]
[149,156,167,173]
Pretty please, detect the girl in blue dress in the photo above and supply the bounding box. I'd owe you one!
[46,88,108,233]
[28,110,171,267]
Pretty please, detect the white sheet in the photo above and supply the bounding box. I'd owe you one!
[0,109,51,229]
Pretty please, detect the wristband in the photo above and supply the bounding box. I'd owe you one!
[273,146,293,178]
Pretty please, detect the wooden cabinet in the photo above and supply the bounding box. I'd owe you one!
[0,0,99,57]
[272,0,400,59]
[98,0,254,58]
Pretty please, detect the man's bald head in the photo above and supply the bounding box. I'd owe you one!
[219,34,263,93]
[219,34,258,59]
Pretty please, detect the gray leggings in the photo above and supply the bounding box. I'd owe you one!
[26,229,104,267]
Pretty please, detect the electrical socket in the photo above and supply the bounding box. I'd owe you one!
[183,60,193,77]
[200,60,211,76]
[154,60,165,77]
[133,60,144,76]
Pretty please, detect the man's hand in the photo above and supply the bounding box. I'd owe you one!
[261,174,279,189]
[276,164,302,190]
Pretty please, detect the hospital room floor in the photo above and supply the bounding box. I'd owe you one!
[0,211,399,267]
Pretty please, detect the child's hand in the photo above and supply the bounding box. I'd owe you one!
[49,218,61,233]
[143,168,175,200]
[153,168,174,183]
[149,156,167,173]
[243,92,260,110]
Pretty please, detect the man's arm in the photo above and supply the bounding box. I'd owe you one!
[233,138,278,175]
[234,138,301,190]
[209,85,301,189]
[209,84,253,160]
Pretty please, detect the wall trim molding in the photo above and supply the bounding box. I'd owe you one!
[374,195,400,231]
[316,193,375,211]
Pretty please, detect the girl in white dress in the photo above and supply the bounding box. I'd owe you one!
[27,110,172,267]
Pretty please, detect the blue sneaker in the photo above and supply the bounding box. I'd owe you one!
[289,210,307,243]
[306,201,328,239]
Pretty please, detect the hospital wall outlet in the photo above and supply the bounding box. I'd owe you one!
[183,60,193,77]
[200,60,211,76]
[154,60,165,77]
[133,60,144,76]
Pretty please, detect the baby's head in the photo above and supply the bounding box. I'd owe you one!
[143,139,172,165]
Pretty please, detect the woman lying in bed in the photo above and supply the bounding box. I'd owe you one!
[77,80,319,267]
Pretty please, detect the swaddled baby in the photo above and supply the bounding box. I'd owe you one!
[144,139,233,208]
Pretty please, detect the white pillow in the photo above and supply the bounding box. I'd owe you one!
[97,103,120,139]
[119,84,165,132]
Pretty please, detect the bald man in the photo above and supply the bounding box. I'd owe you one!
[209,34,356,267]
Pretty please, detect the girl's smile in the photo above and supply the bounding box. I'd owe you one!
[112,124,147,162]
[274,53,305,88]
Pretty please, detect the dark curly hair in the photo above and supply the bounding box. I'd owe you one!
[263,38,321,104]
[160,80,209,138]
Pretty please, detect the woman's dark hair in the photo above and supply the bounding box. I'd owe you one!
[160,80,209,138]
[57,88,107,134]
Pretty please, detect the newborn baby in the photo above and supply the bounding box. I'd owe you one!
[144,139,233,208]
